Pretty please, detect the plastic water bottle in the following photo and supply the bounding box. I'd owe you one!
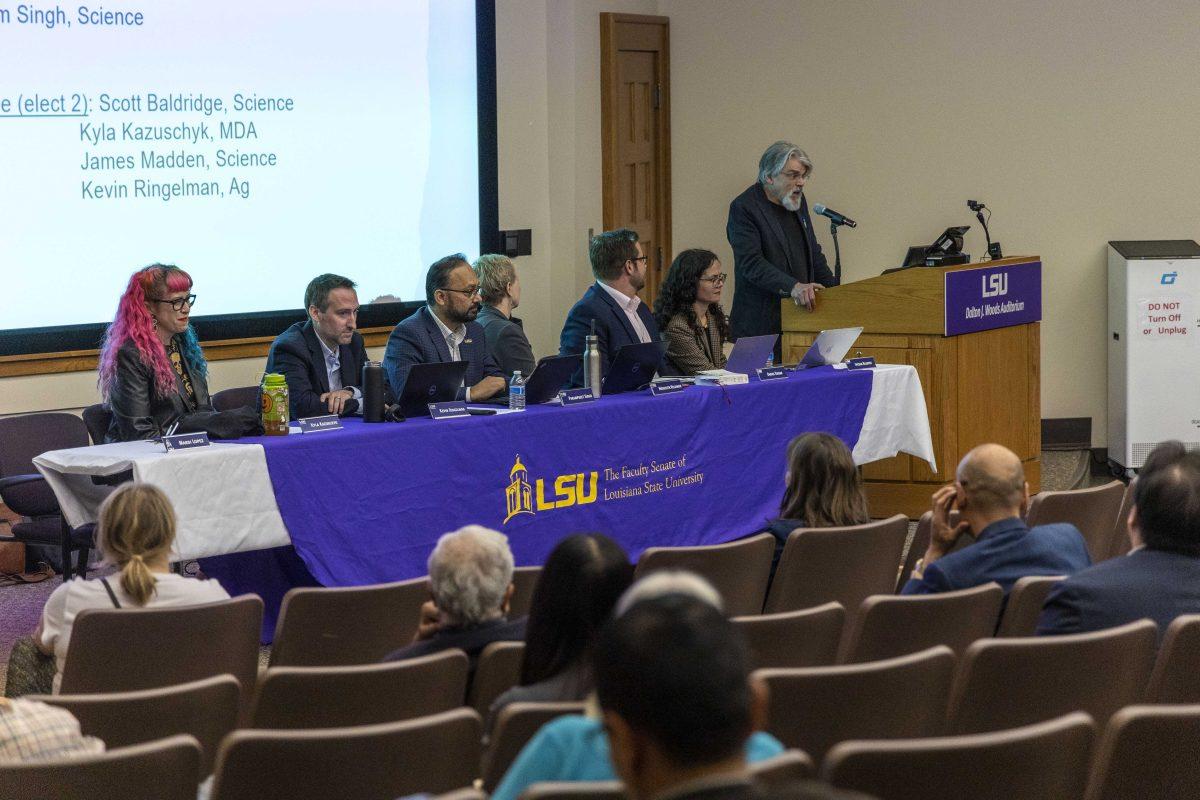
[766,352,775,368]
[509,371,526,411]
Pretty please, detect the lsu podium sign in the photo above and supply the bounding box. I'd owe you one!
[944,261,1042,336]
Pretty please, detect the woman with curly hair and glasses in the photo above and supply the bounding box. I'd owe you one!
[98,264,211,442]
[652,249,730,375]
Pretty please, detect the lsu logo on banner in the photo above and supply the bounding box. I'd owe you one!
[504,455,598,524]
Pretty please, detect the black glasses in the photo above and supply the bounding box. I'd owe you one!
[440,285,481,298]
[699,273,728,284]
[149,294,196,312]
[629,256,649,265]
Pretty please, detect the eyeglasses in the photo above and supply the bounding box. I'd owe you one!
[629,256,649,265]
[149,294,196,312]
[699,273,728,284]
[440,285,481,298]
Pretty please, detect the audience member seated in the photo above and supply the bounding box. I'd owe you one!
[473,254,537,379]
[385,525,525,668]
[653,248,731,375]
[0,698,104,761]
[1038,441,1200,637]
[559,228,666,387]
[30,483,229,694]
[490,572,785,800]
[383,254,506,402]
[487,533,634,730]
[99,264,211,441]
[902,443,1091,595]
[266,273,383,419]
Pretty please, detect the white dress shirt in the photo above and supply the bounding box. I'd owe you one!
[429,306,473,401]
[597,281,652,344]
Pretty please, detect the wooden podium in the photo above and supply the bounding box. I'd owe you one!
[781,256,1042,518]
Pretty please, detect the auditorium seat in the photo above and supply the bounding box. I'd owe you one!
[210,709,483,800]
[732,602,845,669]
[1086,705,1200,800]
[996,575,1063,637]
[755,646,956,763]
[269,577,428,667]
[749,749,815,784]
[211,386,260,412]
[0,733,201,800]
[250,651,471,729]
[59,595,262,719]
[764,515,909,617]
[839,583,1003,663]
[517,782,625,800]
[823,712,1095,800]
[634,533,774,616]
[896,511,972,591]
[1025,481,1126,562]
[1107,480,1136,560]
[482,701,587,791]
[946,619,1158,735]
[470,640,526,714]
[30,675,239,779]
[1147,614,1200,703]
[509,565,543,619]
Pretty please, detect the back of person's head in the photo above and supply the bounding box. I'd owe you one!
[615,569,724,616]
[520,533,634,686]
[955,443,1026,516]
[594,593,754,772]
[589,228,639,282]
[779,432,870,528]
[1133,441,1200,555]
[427,525,514,627]
[473,253,517,306]
[97,483,176,606]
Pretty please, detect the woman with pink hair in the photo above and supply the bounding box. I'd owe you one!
[99,264,212,441]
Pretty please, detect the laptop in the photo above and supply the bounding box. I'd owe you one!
[799,327,863,367]
[602,341,665,395]
[725,334,779,375]
[397,360,470,417]
[524,354,582,405]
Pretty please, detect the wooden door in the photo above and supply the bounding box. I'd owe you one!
[600,14,671,308]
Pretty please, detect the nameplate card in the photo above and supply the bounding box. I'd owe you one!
[649,379,686,396]
[163,432,210,452]
[559,388,597,406]
[298,414,342,433]
[756,367,788,381]
[428,401,470,420]
[846,357,877,370]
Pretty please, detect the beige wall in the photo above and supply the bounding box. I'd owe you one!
[7,0,1200,444]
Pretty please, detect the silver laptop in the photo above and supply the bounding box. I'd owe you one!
[799,327,863,367]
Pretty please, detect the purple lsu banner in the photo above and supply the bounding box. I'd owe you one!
[944,260,1042,336]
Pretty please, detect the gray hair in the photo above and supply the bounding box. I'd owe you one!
[615,570,724,617]
[427,525,515,626]
[757,140,813,185]
[473,253,517,306]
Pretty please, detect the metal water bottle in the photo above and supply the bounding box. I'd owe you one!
[362,361,384,422]
[583,326,602,398]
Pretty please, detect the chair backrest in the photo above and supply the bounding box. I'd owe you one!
[755,646,956,763]
[81,404,114,446]
[840,583,1004,663]
[996,575,1064,637]
[518,782,625,800]
[1025,481,1127,562]
[947,619,1158,735]
[764,515,910,616]
[482,701,587,791]
[1108,480,1136,560]
[250,651,471,729]
[896,512,932,591]
[211,386,260,412]
[30,675,239,778]
[634,533,774,616]
[732,603,845,669]
[59,595,263,710]
[210,708,483,800]
[0,412,90,476]
[748,749,815,784]
[509,566,542,619]
[470,640,526,714]
[824,712,1096,800]
[269,577,428,667]
[0,733,201,800]
[1086,704,1200,800]
[1147,614,1200,703]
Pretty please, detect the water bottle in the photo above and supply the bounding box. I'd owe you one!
[583,334,602,398]
[362,361,384,422]
[509,370,526,411]
[766,352,775,368]
[260,373,289,436]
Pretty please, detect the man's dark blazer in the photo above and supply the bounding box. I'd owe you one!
[1036,548,1200,638]
[559,282,666,387]
[901,517,1091,595]
[106,337,212,442]
[726,183,837,341]
[265,320,378,420]
[383,305,503,400]
[476,305,537,378]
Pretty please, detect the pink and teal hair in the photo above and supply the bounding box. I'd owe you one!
[98,264,207,400]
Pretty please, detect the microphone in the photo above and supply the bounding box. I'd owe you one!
[813,203,857,228]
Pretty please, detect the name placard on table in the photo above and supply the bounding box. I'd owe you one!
[649,379,686,396]
[756,367,788,381]
[298,415,342,433]
[428,401,470,420]
[559,388,597,406]
[846,357,877,370]
[163,432,210,451]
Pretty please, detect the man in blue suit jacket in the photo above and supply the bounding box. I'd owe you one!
[902,443,1091,595]
[559,228,665,387]
[383,254,506,402]
[1037,443,1200,638]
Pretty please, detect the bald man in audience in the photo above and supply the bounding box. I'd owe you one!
[902,443,1091,595]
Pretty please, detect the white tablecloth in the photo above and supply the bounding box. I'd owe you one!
[851,363,938,472]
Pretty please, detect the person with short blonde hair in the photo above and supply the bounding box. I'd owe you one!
[473,254,536,378]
